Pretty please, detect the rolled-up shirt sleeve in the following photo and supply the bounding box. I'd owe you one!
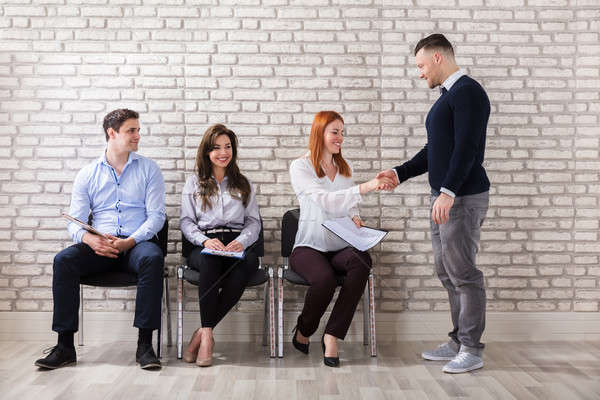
[130,161,166,244]
[290,158,361,214]
[234,182,260,249]
[180,175,210,247]
[67,167,91,243]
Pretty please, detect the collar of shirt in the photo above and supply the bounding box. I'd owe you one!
[439,69,466,94]
[97,150,140,168]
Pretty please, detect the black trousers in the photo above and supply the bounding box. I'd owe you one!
[187,232,258,328]
[289,246,371,340]
[52,241,164,333]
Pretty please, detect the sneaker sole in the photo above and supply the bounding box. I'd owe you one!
[421,353,456,361]
[442,361,483,374]
[34,360,76,369]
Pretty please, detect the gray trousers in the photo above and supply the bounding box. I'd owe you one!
[430,190,489,354]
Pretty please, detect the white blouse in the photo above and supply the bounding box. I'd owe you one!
[180,174,260,249]
[289,154,362,252]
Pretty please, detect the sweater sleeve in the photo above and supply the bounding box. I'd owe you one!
[393,145,428,184]
[441,85,489,193]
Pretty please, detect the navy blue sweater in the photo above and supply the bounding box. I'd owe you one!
[394,75,490,196]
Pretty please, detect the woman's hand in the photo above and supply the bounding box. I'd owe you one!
[203,238,226,250]
[359,176,396,194]
[351,215,364,229]
[224,240,244,252]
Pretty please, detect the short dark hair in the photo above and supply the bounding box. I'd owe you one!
[414,33,454,57]
[102,109,139,141]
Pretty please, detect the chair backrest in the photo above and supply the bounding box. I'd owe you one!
[155,217,169,257]
[281,208,299,258]
[181,218,264,259]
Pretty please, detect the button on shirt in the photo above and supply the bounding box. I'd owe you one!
[289,155,361,252]
[67,151,166,244]
[180,174,260,249]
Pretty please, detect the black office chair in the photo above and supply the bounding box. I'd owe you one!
[277,209,376,357]
[78,218,172,358]
[176,221,276,359]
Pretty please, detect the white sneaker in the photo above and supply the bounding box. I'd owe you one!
[442,349,483,374]
[421,341,459,361]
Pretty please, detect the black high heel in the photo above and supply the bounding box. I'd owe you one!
[321,334,340,367]
[292,325,309,354]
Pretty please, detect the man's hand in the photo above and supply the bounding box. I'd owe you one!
[376,169,399,190]
[351,215,364,229]
[432,193,455,224]
[105,235,136,253]
[224,240,244,252]
[82,232,119,258]
[203,238,226,251]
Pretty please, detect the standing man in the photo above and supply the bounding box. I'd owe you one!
[378,34,490,373]
[35,109,166,370]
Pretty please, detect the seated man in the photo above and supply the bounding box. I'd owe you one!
[35,109,166,370]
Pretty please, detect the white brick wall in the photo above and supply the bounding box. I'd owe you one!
[0,0,599,315]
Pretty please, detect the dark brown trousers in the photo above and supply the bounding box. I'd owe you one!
[289,246,371,340]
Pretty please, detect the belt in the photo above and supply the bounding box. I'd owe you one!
[203,227,242,235]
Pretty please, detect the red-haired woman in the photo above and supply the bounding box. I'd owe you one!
[289,111,393,367]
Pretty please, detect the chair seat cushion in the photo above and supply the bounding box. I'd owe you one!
[183,268,268,288]
[283,269,344,286]
[80,271,138,287]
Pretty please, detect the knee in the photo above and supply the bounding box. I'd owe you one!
[53,247,78,276]
[138,246,164,273]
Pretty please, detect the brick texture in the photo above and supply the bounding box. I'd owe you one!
[0,1,598,314]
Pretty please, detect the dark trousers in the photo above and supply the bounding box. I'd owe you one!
[52,241,164,333]
[431,191,489,352]
[187,232,258,328]
[289,246,371,340]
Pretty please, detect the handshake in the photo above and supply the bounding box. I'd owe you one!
[358,169,399,195]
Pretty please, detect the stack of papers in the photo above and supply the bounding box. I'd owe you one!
[322,217,388,252]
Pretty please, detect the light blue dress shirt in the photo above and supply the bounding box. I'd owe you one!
[67,151,166,244]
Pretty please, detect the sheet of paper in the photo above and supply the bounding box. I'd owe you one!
[322,217,388,252]
[200,247,245,259]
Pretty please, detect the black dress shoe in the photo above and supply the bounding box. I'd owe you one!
[34,345,77,369]
[291,325,309,354]
[136,343,161,370]
[321,335,340,368]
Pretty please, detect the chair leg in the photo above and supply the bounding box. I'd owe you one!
[177,265,184,359]
[78,285,84,346]
[277,266,284,358]
[368,273,377,357]
[363,285,369,346]
[268,267,276,358]
[165,274,172,347]
[157,301,162,358]
[262,280,268,347]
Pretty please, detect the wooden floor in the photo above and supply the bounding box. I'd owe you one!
[1,340,599,399]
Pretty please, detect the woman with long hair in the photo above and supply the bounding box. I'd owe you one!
[180,124,260,367]
[289,111,393,367]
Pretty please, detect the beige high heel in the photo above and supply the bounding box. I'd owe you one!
[196,330,214,367]
[183,328,202,363]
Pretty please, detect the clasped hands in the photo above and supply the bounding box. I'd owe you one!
[374,169,455,225]
[82,232,136,258]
